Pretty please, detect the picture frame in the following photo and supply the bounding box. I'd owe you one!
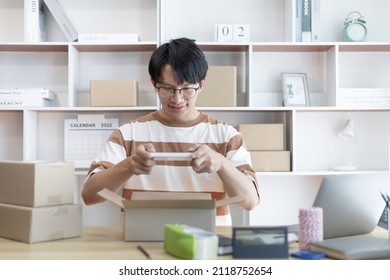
[281,73,310,106]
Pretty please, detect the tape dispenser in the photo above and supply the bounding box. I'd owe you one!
[164,224,218,260]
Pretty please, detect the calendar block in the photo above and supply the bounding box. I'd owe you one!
[216,24,234,42]
[64,117,118,168]
[216,24,250,42]
[233,24,250,42]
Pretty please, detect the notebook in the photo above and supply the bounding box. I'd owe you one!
[309,236,390,259]
[313,172,390,239]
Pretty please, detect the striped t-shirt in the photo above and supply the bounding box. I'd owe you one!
[87,111,259,224]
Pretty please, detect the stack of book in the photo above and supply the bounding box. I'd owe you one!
[296,0,321,42]
[337,88,390,107]
[25,0,140,43]
[25,0,78,42]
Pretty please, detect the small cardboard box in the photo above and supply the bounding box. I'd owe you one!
[250,151,291,172]
[98,189,242,241]
[0,161,75,207]
[196,66,237,107]
[0,203,82,243]
[239,123,284,151]
[90,79,138,107]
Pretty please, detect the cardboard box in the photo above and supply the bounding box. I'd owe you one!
[0,203,82,243]
[196,66,237,107]
[90,79,138,107]
[250,151,291,172]
[0,161,75,207]
[98,189,243,241]
[239,123,284,151]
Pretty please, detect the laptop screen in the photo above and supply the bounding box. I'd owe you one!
[313,173,390,239]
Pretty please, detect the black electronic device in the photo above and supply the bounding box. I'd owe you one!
[378,206,388,229]
[232,227,289,259]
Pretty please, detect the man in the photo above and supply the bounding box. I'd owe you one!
[82,38,259,225]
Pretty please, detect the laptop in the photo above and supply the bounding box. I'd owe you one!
[313,172,390,239]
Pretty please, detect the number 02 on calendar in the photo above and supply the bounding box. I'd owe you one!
[216,24,250,42]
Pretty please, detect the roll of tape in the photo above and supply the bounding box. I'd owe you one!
[298,207,323,250]
[164,224,218,260]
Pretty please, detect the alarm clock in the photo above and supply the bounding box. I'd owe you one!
[342,11,367,42]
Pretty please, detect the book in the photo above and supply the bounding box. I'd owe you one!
[311,0,321,41]
[309,237,390,259]
[24,0,47,42]
[78,33,139,43]
[43,0,78,42]
[217,235,232,255]
[301,0,312,42]
[0,88,54,107]
[295,0,302,42]
[337,88,390,107]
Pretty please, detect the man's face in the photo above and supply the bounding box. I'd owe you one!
[153,64,204,123]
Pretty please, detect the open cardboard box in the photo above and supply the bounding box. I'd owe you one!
[98,189,242,241]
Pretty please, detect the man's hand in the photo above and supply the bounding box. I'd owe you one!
[188,144,225,174]
[128,143,157,175]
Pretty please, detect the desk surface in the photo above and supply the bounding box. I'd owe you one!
[0,226,233,260]
[0,226,387,260]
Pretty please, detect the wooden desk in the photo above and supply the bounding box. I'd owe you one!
[0,226,387,260]
[0,227,171,260]
[0,226,233,260]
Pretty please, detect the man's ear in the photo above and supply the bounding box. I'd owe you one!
[198,79,206,92]
[150,77,158,92]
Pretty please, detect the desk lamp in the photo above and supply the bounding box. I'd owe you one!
[334,119,359,171]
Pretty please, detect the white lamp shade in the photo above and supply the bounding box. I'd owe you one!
[338,119,356,141]
[333,118,359,171]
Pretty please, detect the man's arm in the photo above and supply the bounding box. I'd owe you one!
[81,144,156,205]
[189,145,259,210]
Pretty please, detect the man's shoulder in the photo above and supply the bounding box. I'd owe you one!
[201,112,228,126]
[129,111,157,124]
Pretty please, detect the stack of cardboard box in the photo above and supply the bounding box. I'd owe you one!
[238,124,291,172]
[0,161,82,243]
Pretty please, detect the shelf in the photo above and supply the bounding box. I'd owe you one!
[197,43,249,52]
[0,43,68,52]
[3,106,390,113]
[71,42,157,52]
[256,170,390,176]
[18,106,158,112]
[339,43,390,52]
[1,0,390,227]
[252,43,335,52]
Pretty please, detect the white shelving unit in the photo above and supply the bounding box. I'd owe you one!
[1,0,390,226]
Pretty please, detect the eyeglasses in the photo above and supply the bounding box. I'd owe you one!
[156,85,199,99]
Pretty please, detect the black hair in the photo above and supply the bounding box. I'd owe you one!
[148,38,208,85]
